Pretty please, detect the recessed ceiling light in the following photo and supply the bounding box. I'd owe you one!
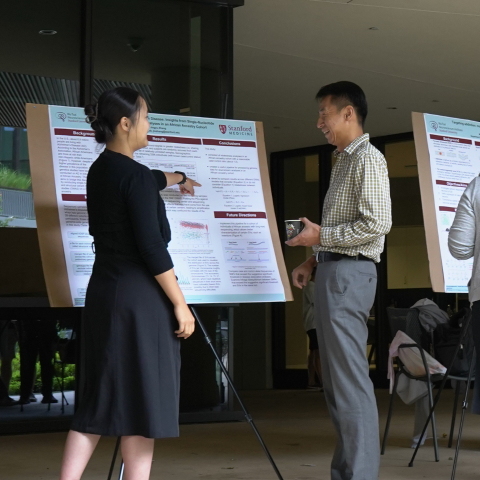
[369,27,379,31]
[39,30,57,35]
[387,107,397,110]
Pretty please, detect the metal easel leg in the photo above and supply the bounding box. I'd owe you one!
[451,348,476,480]
[107,437,121,480]
[190,306,284,480]
[381,371,400,455]
[448,380,461,448]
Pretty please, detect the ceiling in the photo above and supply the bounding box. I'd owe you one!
[233,0,480,153]
[2,0,479,158]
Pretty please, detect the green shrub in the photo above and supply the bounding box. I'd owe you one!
[0,167,32,191]
[0,217,13,227]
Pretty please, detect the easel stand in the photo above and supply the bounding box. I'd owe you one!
[408,312,476,480]
[107,306,283,480]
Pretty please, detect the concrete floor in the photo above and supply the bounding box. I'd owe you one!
[1,388,480,479]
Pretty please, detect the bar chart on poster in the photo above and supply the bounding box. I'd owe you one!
[413,112,480,293]
[26,104,292,307]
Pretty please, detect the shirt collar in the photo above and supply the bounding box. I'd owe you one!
[334,133,370,157]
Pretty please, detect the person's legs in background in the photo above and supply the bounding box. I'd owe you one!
[0,320,19,406]
[38,318,58,403]
[0,320,18,389]
[412,394,433,448]
[312,349,322,387]
[307,328,323,389]
[18,319,39,404]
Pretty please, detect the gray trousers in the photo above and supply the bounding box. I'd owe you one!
[314,257,379,480]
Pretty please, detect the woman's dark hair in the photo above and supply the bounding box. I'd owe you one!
[315,81,368,127]
[85,87,144,144]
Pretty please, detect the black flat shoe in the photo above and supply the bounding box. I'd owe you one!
[41,395,58,404]
[0,397,20,407]
[19,398,31,405]
[29,394,37,402]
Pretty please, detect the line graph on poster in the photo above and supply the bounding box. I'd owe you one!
[222,239,271,264]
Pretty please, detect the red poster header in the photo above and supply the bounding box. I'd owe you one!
[147,135,201,145]
[55,128,95,137]
[439,206,456,212]
[475,141,480,147]
[203,139,256,148]
[62,194,87,201]
[430,134,472,145]
[214,211,266,219]
[436,180,468,188]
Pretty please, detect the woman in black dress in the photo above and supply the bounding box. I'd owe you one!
[59,87,199,480]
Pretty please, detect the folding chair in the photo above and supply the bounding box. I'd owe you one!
[382,307,442,460]
[382,307,475,462]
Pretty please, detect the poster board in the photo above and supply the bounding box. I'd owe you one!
[413,112,477,293]
[26,104,293,307]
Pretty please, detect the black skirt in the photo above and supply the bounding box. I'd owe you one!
[71,252,181,438]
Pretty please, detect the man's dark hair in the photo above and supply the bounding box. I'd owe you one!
[315,81,368,127]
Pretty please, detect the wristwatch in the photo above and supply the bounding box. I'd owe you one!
[174,171,187,185]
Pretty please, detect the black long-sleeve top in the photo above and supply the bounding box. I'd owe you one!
[86,149,173,276]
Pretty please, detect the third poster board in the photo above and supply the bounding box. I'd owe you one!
[413,112,480,293]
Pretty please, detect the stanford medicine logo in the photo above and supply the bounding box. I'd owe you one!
[219,125,227,134]
[57,112,67,122]
[430,121,439,131]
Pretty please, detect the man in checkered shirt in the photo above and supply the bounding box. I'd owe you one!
[287,81,392,480]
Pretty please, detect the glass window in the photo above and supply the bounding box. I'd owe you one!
[0,2,81,228]
[385,140,431,290]
[0,1,81,431]
[93,1,229,118]
[283,155,319,370]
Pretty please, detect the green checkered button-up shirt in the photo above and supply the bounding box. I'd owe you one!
[313,133,392,263]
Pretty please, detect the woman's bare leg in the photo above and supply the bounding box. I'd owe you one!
[121,436,155,480]
[59,430,101,480]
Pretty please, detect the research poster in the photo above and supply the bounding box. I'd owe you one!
[27,104,292,307]
[413,112,480,293]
